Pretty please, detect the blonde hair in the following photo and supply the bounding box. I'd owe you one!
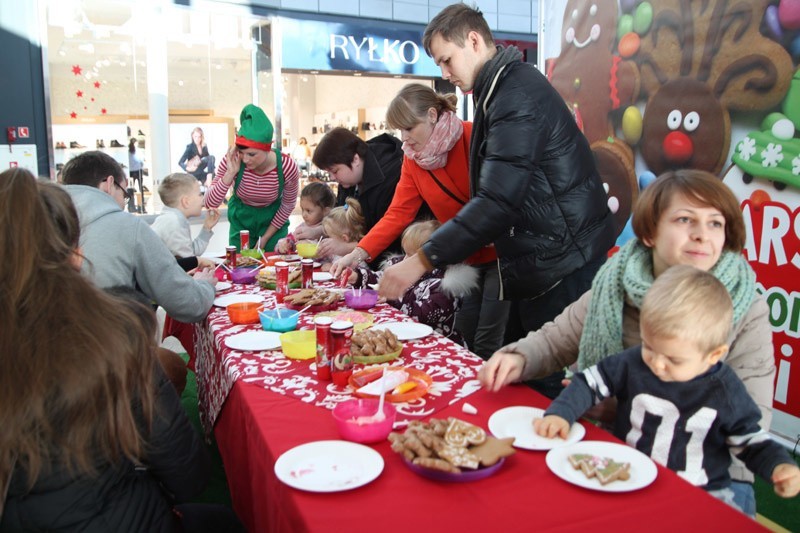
[323,197,365,241]
[158,172,197,207]
[640,265,733,354]
[401,219,440,255]
[387,84,458,131]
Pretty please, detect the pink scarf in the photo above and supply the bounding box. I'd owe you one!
[402,111,464,170]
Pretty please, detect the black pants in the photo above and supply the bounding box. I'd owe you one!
[503,255,607,399]
[174,503,245,533]
[129,169,146,213]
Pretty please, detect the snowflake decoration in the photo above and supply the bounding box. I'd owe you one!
[737,137,756,161]
[761,143,784,168]
[793,155,800,175]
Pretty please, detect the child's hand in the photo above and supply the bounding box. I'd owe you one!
[294,224,324,241]
[772,463,800,498]
[275,238,290,254]
[203,209,220,230]
[534,415,570,440]
[348,270,358,285]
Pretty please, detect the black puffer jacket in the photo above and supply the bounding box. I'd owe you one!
[422,46,615,300]
[1,367,210,532]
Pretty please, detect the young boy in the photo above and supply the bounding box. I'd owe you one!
[151,172,220,258]
[535,265,800,509]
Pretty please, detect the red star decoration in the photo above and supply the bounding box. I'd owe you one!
[83,106,87,110]
[101,108,107,114]
[90,97,95,102]
[71,65,82,76]
[70,111,77,119]
[76,90,83,98]
[93,81,101,89]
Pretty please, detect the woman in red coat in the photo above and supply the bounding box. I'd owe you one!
[332,83,509,358]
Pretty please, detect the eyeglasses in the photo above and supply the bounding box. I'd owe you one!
[114,181,131,201]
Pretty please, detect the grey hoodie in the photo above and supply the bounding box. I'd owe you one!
[67,185,214,323]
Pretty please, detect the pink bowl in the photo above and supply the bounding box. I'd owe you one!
[230,266,258,284]
[344,289,379,310]
[332,399,397,443]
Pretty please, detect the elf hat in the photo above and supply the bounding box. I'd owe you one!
[235,104,273,151]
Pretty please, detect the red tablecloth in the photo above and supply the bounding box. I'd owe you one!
[192,285,484,435]
[189,283,764,532]
[215,382,765,533]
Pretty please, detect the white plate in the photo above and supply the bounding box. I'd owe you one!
[545,440,658,492]
[274,440,384,492]
[279,254,302,262]
[488,406,585,450]
[313,272,333,282]
[374,321,433,341]
[213,293,266,307]
[224,331,281,351]
[215,281,232,292]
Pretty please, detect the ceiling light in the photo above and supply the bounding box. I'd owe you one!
[178,80,184,86]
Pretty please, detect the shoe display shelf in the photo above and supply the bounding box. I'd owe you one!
[52,123,129,170]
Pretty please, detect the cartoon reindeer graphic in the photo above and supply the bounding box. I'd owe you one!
[636,0,792,176]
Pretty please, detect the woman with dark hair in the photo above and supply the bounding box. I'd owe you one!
[0,168,242,532]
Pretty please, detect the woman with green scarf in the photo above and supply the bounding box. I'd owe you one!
[205,104,299,251]
[479,169,773,516]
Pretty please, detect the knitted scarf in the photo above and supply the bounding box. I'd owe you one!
[577,240,757,370]
[402,110,463,170]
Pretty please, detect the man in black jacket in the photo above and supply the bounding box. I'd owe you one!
[379,4,616,397]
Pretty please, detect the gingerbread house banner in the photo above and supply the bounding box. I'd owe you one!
[539,0,800,442]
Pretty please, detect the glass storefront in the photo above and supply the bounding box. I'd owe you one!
[42,0,438,213]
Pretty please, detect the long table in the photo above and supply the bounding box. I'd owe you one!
[190,285,765,532]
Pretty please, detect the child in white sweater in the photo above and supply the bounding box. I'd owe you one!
[151,172,219,258]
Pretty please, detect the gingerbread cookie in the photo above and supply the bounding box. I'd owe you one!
[444,418,487,447]
[568,454,631,485]
[469,437,516,467]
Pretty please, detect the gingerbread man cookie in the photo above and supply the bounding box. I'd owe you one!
[547,0,641,234]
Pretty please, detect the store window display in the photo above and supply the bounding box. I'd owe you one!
[178,127,216,187]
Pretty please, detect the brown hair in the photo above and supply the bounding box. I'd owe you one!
[37,179,81,252]
[322,197,365,241]
[0,168,156,495]
[641,265,733,353]
[423,3,494,57]
[158,172,198,207]
[401,219,441,255]
[312,127,368,170]
[632,169,746,253]
[386,84,458,131]
[62,150,126,188]
[301,181,336,210]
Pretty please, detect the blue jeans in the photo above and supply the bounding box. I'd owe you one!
[729,481,757,518]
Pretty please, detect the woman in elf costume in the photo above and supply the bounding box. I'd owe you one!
[479,169,774,517]
[205,104,299,251]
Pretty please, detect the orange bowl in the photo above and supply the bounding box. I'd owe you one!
[226,301,262,324]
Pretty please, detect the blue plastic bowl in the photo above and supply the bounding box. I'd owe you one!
[259,308,299,332]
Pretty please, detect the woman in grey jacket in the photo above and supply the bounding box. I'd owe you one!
[480,170,775,516]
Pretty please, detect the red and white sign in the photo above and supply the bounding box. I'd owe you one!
[17,127,29,138]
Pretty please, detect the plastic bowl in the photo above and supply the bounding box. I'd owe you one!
[230,266,258,284]
[227,302,262,324]
[296,242,318,258]
[344,289,379,310]
[332,399,397,443]
[259,308,299,332]
[279,330,316,359]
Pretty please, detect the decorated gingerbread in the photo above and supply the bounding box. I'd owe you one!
[636,0,793,176]
[547,0,641,234]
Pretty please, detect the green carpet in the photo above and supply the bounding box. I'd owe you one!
[754,453,800,532]
[179,353,233,507]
